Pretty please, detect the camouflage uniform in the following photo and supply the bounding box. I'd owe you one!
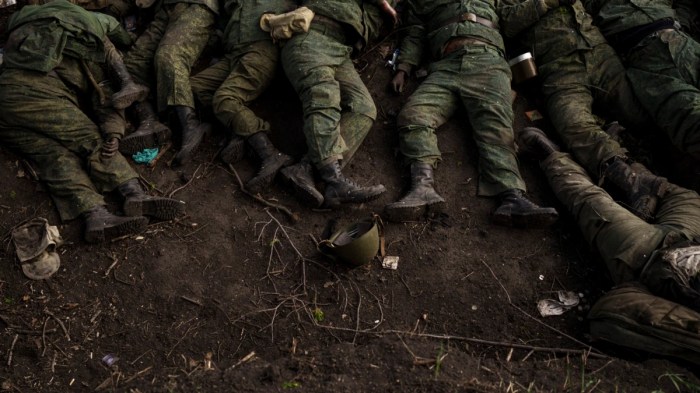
[542,151,700,284]
[0,1,137,221]
[675,0,700,42]
[124,0,217,112]
[502,2,650,177]
[190,0,296,138]
[280,0,392,167]
[396,0,550,196]
[584,0,700,158]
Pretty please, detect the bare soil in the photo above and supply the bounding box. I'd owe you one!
[1,11,700,391]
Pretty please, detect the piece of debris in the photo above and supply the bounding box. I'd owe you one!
[11,218,63,280]
[132,148,159,164]
[537,291,580,317]
[381,255,399,270]
[0,0,15,8]
[101,354,119,367]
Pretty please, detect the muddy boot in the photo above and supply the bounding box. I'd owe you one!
[118,178,185,220]
[517,127,559,160]
[105,39,149,110]
[120,101,172,155]
[83,205,148,243]
[492,189,559,228]
[220,135,246,165]
[280,157,324,207]
[602,157,669,221]
[245,132,294,194]
[172,105,211,166]
[384,162,445,222]
[319,160,386,206]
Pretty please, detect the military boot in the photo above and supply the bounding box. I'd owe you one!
[118,178,185,220]
[318,160,386,206]
[120,102,172,155]
[105,39,149,110]
[280,157,324,208]
[172,105,211,166]
[517,127,559,160]
[384,162,445,222]
[83,205,148,243]
[220,135,246,165]
[492,189,559,228]
[602,157,669,220]
[244,132,293,193]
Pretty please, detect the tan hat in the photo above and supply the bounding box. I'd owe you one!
[21,251,61,280]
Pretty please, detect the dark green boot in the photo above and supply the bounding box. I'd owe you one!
[120,102,171,155]
[492,189,559,228]
[318,160,385,206]
[384,162,445,222]
[118,178,185,220]
[172,105,210,166]
[280,157,324,207]
[245,132,293,194]
[83,205,148,243]
[602,157,669,221]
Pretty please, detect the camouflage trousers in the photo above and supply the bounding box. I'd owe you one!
[625,29,700,159]
[0,69,137,221]
[281,29,377,167]
[190,40,278,138]
[397,45,525,197]
[124,2,214,112]
[539,44,650,177]
[542,151,700,283]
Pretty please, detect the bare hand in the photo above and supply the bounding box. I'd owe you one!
[101,138,120,159]
[391,71,407,94]
[379,0,399,26]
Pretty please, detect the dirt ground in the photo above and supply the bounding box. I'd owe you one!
[2,6,700,392]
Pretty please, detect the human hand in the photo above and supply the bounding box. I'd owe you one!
[379,0,399,26]
[391,70,407,94]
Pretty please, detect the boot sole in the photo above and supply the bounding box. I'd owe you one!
[279,168,324,208]
[85,216,148,243]
[124,198,185,220]
[220,138,246,165]
[384,200,446,222]
[324,187,387,207]
[112,87,150,110]
[119,124,172,155]
[246,155,295,194]
[492,208,559,229]
[173,123,211,166]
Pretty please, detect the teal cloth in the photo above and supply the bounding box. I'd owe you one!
[132,148,159,164]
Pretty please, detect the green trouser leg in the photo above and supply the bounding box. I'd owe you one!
[540,45,641,177]
[125,2,214,112]
[625,30,700,158]
[0,80,137,221]
[541,151,700,283]
[282,30,376,166]
[397,46,525,196]
[338,112,373,167]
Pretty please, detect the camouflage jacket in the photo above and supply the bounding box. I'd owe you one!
[164,0,220,15]
[223,0,297,50]
[582,0,677,37]
[3,0,129,73]
[302,0,397,45]
[398,0,554,69]
[505,2,607,65]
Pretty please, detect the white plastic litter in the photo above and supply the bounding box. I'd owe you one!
[537,291,580,317]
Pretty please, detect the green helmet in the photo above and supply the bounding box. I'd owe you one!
[320,217,380,267]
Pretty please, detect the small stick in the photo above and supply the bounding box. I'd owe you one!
[41,316,49,357]
[7,334,18,366]
[124,366,153,383]
[129,349,152,365]
[226,164,299,222]
[104,256,119,277]
[168,164,203,198]
[44,310,70,342]
[227,351,256,370]
[148,143,172,168]
[180,296,203,306]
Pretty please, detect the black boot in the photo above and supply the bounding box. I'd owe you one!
[220,135,246,165]
[602,157,669,220]
[384,162,445,222]
[245,132,294,194]
[105,39,149,110]
[118,178,185,220]
[172,105,210,166]
[318,160,386,206]
[492,189,559,228]
[280,157,324,208]
[120,102,172,155]
[517,127,560,160]
[83,205,148,243]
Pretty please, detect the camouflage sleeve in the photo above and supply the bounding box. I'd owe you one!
[580,0,603,16]
[94,12,134,47]
[498,0,553,38]
[396,5,425,74]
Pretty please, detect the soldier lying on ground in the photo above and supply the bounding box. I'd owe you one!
[121,0,218,165]
[190,0,300,194]
[0,0,184,243]
[278,0,399,208]
[384,0,558,228]
[519,127,700,364]
[582,0,700,162]
[502,0,666,220]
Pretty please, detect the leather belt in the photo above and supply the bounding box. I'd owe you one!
[442,37,490,57]
[434,12,498,32]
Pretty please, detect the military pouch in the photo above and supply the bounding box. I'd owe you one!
[318,215,382,267]
[588,283,700,365]
[260,7,315,42]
